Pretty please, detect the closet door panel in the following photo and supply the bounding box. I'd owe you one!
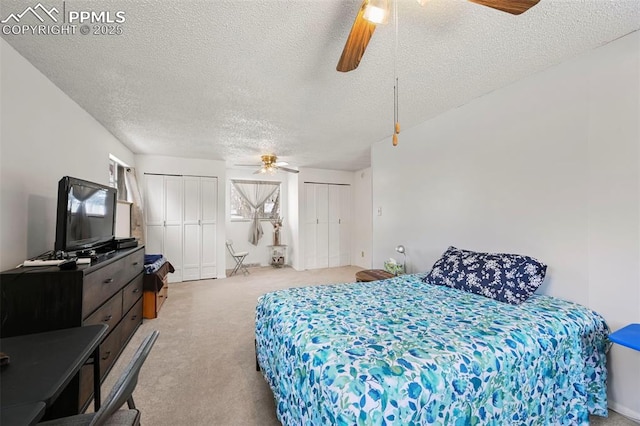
[316,185,329,268]
[201,178,217,222]
[316,222,329,268]
[200,177,217,279]
[183,177,201,223]
[144,175,164,225]
[182,177,201,281]
[304,184,318,269]
[328,222,340,267]
[164,177,183,225]
[328,185,341,267]
[182,223,200,282]
[201,223,217,279]
[146,225,164,254]
[316,185,329,223]
[164,224,183,283]
[304,184,317,224]
[339,185,351,266]
[328,185,340,222]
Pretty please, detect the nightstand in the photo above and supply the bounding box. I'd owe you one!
[268,245,287,268]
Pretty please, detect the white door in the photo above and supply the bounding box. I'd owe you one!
[144,175,165,254]
[316,184,329,268]
[144,174,217,283]
[328,185,341,267]
[182,177,201,281]
[304,183,318,269]
[200,177,217,279]
[338,185,351,266]
[164,176,184,283]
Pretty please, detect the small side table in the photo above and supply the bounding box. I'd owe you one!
[268,245,287,268]
[609,323,640,351]
[356,269,395,282]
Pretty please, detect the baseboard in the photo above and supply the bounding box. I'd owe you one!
[609,401,640,423]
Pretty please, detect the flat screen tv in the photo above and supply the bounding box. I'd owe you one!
[54,176,117,253]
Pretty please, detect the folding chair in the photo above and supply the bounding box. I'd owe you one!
[226,240,249,276]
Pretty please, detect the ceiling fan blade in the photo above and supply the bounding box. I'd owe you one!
[276,166,300,174]
[467,0,539,15]
[336,0,377,72]
[274,161,289,166]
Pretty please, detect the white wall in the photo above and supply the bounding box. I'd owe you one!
[226,168,292,268]
[0,40,135,270]
[134,155,226,279]
[372,31,640,418]
[352,168,372,269]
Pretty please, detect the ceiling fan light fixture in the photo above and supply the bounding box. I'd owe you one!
[363,0,389,24]
[416,0,429,5]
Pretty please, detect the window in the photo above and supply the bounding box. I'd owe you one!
[108,156,128,201]
[230,180,281,221]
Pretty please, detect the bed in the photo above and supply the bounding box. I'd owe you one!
[255,273,609,425]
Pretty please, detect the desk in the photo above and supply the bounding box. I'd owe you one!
[0,324,108,425]
[609,323,640,351]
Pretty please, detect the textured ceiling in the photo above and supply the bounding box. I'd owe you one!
[2,0,639,171]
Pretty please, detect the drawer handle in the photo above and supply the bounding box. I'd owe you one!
[132,262,139,266]
[159,294,164,298]
[103,278,114,284]
[133,288,140,293]
[101,351,111,361]
[131,315,138,320]
[103,315,113,322]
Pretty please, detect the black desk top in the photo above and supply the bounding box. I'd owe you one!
[1,402,46,426]
[0,325,108,422]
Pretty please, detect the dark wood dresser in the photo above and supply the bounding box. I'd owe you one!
[0,246,144,419]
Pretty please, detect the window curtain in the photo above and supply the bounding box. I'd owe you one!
[232,180,279,245]
[116,165,128,201]
[124,168,145,244]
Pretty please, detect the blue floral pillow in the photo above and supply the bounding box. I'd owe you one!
[423,246,547,304]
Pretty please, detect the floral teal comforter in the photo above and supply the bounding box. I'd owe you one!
[255,274,609,425]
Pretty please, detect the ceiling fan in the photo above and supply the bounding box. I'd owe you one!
[241,154,300,174]
[337,0,540,72]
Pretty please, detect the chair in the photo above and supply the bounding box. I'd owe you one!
[39,331,160,426]
[226,240,249,276]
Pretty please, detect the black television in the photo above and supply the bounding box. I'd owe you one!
[54,176,117,253]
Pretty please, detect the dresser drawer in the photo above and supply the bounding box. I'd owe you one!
[83,290,123,331]
[99,322,123,377]
[122,249,144,286]
[123,273,143,313]
[121,298,143,347]
[78,323,122,411]
[82,260,126,317]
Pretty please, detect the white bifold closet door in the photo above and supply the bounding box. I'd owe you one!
[145,174,217,283]
[304,183,350,270]
[183,177,218,281]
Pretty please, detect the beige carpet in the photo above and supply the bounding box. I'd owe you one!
[101,266,638,425]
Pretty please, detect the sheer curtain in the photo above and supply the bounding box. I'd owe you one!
[124,168,145,244]
[232,180,279,245]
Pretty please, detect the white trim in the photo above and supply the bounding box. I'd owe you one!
[608,401,640,423]
[109,153,129,167]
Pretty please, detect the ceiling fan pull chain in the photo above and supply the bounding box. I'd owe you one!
[392,0,400,147]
